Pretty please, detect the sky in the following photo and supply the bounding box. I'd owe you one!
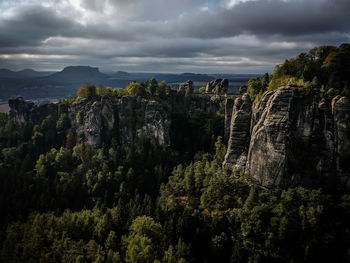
[0,0,349,73]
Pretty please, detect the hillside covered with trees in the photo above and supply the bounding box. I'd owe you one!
[247,43,350,103]
[1,44,350,263]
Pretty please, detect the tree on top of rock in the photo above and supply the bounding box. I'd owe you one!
[77,84,97,99]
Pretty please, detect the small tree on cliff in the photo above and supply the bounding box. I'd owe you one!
[148,77,158,95]
[126,81,147,98]
[77,84,97,99]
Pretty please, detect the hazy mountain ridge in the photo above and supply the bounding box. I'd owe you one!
[0,68,54,78]
[0,66,255,100]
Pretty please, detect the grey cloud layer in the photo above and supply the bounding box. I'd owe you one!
[0,0,349,72]
[176,0,350,38]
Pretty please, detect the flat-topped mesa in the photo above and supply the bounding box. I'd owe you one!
[224,86,350,191]
[205,78,228,94]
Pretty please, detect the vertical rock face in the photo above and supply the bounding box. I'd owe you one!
[9,97,58,124]
[333,96,350,189]
[224,86,350,191]
[116,96,137,144]
[9,95,171,148]
[9,97,35,123]
[205,79,228,94]
[142,101,170,147]
[223,93,252,171]
[69,96,118,146]
[246,87,293,189]
[71,96,171,147]
[224,98,235,140]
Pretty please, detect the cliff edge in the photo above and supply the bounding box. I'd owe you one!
[224,86,350,191]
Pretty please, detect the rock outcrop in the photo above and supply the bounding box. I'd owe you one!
[333,96,350,188]
[142,101,170,146]
[69,96,117,145]
[71,96,171,147]
[246,87,293,189]
[224,97,235,139]
[9,96,58,124]
[223,93,252,171]
[205,79,228,94]
[178,80,193,94]
[9,95,170,148]
[224,86,350,191]
[8,97,35,123]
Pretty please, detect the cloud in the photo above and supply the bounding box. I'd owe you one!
[0,5,82,47]
[0,0,349,73]
[176,0,350,39]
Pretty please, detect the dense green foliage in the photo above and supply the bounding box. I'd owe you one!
[0,75,349,262]
[270,43,350,94]
[247,73,270,103]
[76,78,172,101]
[247,43,350,102]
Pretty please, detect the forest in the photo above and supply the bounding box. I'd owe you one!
[0,44,350,263]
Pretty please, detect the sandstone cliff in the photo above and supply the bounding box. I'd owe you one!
[8,90,226,148]
[224,86,350,191]
[9,96,171,148]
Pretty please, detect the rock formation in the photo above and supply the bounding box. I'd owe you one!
[8,97,35,123]
[224,86,350,191]
[205,79,228,94]
[224,97,235,139]
[9,95,170,148]
[9,97,58,124]
[223,93,252,171]
[246,87,293,189]
[333,96,350,188]
[178,80,193,94]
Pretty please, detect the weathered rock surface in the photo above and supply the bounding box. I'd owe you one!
[9,95,170,148]
[71,96,171,147]
[8,97,35,123]
[142,101,170,146]
[246,87,293,189]
[223,93,252,171]
[333,96,350,189]
[69,96,116,145]
[224,86,350,191]
[205,79,228,94]
[178,80,193,94]
[224,97,235,139]
[9,96,58,124]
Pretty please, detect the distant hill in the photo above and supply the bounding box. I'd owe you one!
[17,69,53,78]
[113,71,130,79]
[0,66,258,101]
[0,68,53,78]
[47,66,107,83]
[0,69,18,78]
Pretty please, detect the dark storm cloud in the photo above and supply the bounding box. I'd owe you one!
[0,4,142,49]
[0,0,349,72]
[177,0,350,39]
[0,5,82,47]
